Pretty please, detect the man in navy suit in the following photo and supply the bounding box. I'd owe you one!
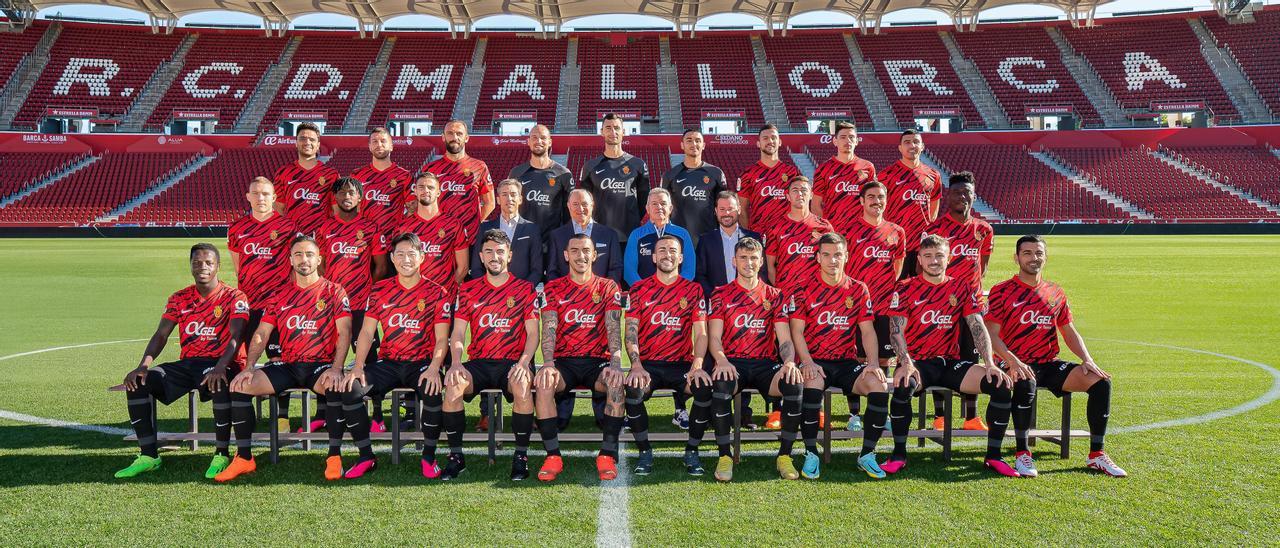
[546,189,623,285]
[470,178,543,284]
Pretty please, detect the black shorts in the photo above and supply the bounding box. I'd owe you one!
[245,309,282,359]
[363,359,432,399]
[148,358,226,404]
[462,359,529,402]
[914,357,978,393]
[1031,360,1079,397]
[553,356,608,398]
[641,361,691,398]
[813,359,868,394]
[730,358,781,395]
[957,319,980,362]
[261,361,331,393]
[856,315,896,361]
[900,252,919,280]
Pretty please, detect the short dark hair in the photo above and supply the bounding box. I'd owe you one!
[949,171,975,188]
[682,128,702,138]
[655,234,683,252]
[390,232,421,251]
[567,233,595,247]
[290,233,318,250]
[833,121,857,136]
[296,122,321,137]
[190,243,219,262]
[369,126,391,138]
[602,113,622,122]
[734,237,763,254]
[716,190,740,203]
[919,234,948,252]
[814,232,846,255]
[900,129,921,141]
[759,123,779,135]
[481,228,511,249]
[788,175,812,190]
[1016,234,1046,253]
[415,172,439,186]
[859,180,886,198]
[331,176,362,195]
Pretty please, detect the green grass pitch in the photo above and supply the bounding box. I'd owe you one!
[0,235,1277,545]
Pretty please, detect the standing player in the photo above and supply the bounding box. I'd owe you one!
[923,172,994,430]
[877,129,941,277]
[393,173,470,290]
[789,233,898,480]
[349,127,413,239]
[986,235,1126,477]
[765,176,834,298]
[337,232,453,479]
[841,181,906,430]
[422,120,494,234]
[274,122,341,237]
[579,113,650,237]
[534,234,626,482]
[623,235,711,475]
[811,121,877,235]
[882,235,1033,478]
[115,244,249,479]
[661,129,727,242]
[736,124,802,236]
[706,237,804,482]
[439,230,540,481]
[509,124,574,243]
[216,235,352,482]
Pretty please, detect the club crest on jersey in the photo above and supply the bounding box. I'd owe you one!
[857,170,869,181]
[886,233,898,245]
[417,298,427,312]
[679,297,689,310]
[703,175,710,184]
[592,292,602,304]
[270,230,280,241]
[622,165,631,175]
[762,299,772,311]
[213,305,223,318]
[948,294,958,307]
[781,173,789,182]
[356,230,365,240]
[506,296,516,309]
[390,179,399,188]
[844,297,855,309]
[316,298,326,311]
[438,229,446,239]
[318,176,327,186]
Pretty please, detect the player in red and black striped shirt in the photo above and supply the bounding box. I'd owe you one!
[812,121,877,235]
[441,229,540,481]
[789,232,893,480]
[218,235,353,483]
[422,120,494,235]
[706,236,803,482]
[392,173,470,291]
[228,177,295,364]
[337,232,454,480]
[986,235,1125,477]
[274,122,342,237]
[765,176,834,298]
[115,244,249,480]
[878,130,942,277]
[535,233,626,482]
[737,124,803,236]
[622,235,710,475]
[349,127,413,238]
[883,235,1031,478]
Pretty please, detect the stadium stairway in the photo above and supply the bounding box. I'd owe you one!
[938,31,1012,129]
[119,33,199,132]
[789,149,815,179]
[1029,150,1156,220]
[842,33,898,131]
[233,36,301,133]
[919,149,1006,221]
[341,36,396,134]
[0,153,97,209]
[1188,19,1274,123]
[449,37,486,127]
[554,36,580,132]
[0,22,60,130]
[1149,146,1280,216]
[97,154,216,222]
[655,37,684,134]
[1045,27,1127,127]
[748,36,792,131]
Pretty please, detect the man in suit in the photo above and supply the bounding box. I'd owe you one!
[546,189,623,285]
[470,178,543,284]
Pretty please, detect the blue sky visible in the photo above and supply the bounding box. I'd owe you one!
[34,0,1264,30]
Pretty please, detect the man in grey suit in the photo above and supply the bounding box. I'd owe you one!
[546,189,623,285]
[470,178,543,284]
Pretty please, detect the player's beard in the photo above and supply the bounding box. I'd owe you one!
[445,141,463,155]
[530,146,548,158]
[485,262,506,277]
[418,197,433,207]
[371,149,390,160]
[656,261,676,274]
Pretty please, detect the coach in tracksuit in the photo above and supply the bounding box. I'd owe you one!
[624,188,695,287]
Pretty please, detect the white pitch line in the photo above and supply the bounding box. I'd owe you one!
[0,409,132,436]
[0,338,146,362]
[596,441,632,548]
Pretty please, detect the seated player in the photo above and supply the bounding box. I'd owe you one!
[335,232,452,479]
[439,229,541,481]
[534,233,627,482]
[706,237,804,482]
[790,233,898,480]
[216,235,352,482]
[622,235,711,475]
[986,235,1126,477]
[115,244,250,479]
[884,235,1034,477]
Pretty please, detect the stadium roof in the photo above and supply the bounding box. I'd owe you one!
[0,0,1250,36]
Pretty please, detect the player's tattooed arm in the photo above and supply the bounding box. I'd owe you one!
[888,315,913,368]
[965,314,995,366]
[606,309,624,372]
[624,317,642,369]
[540,311,558,364]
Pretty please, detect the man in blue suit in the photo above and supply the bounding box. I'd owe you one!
[470,178,543,284]
[546,189,623,285]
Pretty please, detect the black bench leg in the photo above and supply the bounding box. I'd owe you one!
[487,392,498,466]
[917,392,926,448]
[942,390,953,462]
[188,391,199,452]
[732,392,742,464]
[391,391,402,466]
[822,391,832,464]
[269,395,280,464]
[301,391,312,452]
[1061,393,1072,459]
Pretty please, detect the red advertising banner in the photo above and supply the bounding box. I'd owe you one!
[701,110,746,119]
[45,108,98,118]
[172,110,219,120]
[1026,105,1074,115]
[389,111,434,121]
[1150,101,1205,112]
[493,111,537,120]
[914,107,960,117]
[806,109,852,118]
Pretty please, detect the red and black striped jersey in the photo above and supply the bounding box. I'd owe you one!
[735,160,802,236]
[765,213,835,296]
[844,217,907,314]
[275,160,342,236]
[163,281,250,363]
[422,155,493,234]
[790,276,874,361]
[316,214,386,310]
[710,281,787,361]
[542,274,623,360]
[260,278,352,364]
[454,275,538,361]
[348,162,412,236]
[887,275,982,360]
[626,275,707,363]
[227,212,297,308]
[923,213,994,291]
[986,276,1072,364]
[392,210,469,290]
[366,277,453,362]
[813,155,876,235]
[877,160,941,250]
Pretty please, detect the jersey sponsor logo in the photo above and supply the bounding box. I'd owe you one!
[420,242,444,255]
[387,313,422,330]
[365,189,392,205]
[815,310,851,326]
[440,180,469,193]
[760,185,785,198]
[951,243,979,259]
[901,188,930,205]
[651,310,683,327]
[285,315,319,330]
[680,185,709,199]
[563,308,597,324]
[525,189,551,206]
[330,242,361,256]
[832,180,861,193]
[862,246,892,259]
[599,178,636,196]
[1019,310,1054,327]
[241,242,275,256]
[732,314,767,329]
[786,242,815,255]
[183,321,217,336]
[919,309,954,326]
[293,187,322,203]
[478,313,513,329]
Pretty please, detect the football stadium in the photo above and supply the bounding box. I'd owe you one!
[0,0,1278,544]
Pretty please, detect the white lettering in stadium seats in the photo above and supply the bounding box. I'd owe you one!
[53,58,121,96]
[283,64,344,100]
[788,62,843,98]
[696,64,737,99]
[997,57,1058,94]
[600,64,637,100]
[882,60,952,96]
[392,64,453,100]
[182,62,243,98]
[492,65,545,100]
[1122,52,1187,91]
